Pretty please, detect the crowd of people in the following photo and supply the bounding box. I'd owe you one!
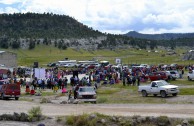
[2,63,192,99]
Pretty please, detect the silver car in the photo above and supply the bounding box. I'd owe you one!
[77,86,97,103]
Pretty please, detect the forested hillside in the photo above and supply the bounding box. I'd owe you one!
[0,12,102,38]
[124,31,194,40]
[0,13,193,50]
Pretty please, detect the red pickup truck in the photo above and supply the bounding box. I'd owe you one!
[146,72,168,81]
[0,84,20,100]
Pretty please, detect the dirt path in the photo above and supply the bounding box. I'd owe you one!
[0,100,193,118]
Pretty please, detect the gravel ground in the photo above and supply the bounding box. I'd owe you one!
[0,98,194,126]
[1,75,194,125]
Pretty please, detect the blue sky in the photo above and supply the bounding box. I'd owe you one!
[0,0,194,34]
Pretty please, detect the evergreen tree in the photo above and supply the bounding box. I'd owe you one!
[29,39,35,49]
[11,39,20,49]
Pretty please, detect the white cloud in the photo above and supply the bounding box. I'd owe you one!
[4,7,19,13]
[1,0,194,34]
[0,0,22,4]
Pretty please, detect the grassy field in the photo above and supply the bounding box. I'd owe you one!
[19,76,194,104]
[96,82,194,104]
[1,46,194,67]
[1,46,193,104]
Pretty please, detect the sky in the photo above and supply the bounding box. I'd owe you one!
[0,0,194,34]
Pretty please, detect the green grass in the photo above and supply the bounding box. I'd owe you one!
[179,88,194,95]
[95,80,194,104]
[96,87,121,94]
[96,83,168,104]
[2,46,194,67]
[19,97,34,102]
[168,79,194,85]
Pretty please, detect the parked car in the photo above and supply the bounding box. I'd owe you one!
[187,70,194,80]
[63,64,76,68]
[165,70,180,80]
[47,62,57,67]
[138,80,179,98]
[145,71,168,81]
[0,84,20,100]
[77,86,97,103]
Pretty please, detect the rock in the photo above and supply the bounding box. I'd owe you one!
[149,116,157,123]
[1,114,13,121]
[40,97,51,103]
[13,112,20,121]
[20,112,29,121]
[60,100,68,104]
[112,116,117,122]
[182,119,189,126]
[101,119,106,124]
[130,119,137,126]
[137,116,146,123]
[73,99,79,104]
[68,98,74,104]
[88,114,97,120]
[118,117,122,122]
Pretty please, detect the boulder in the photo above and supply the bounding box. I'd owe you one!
[88,114,97,120]
[13,112,20,121]
[20,112,29,121]
[182,119,189,126]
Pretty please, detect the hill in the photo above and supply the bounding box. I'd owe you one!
[0,12,103,38]
[0,13,194,51]
[124,31,194,40]
[0,13,136,50]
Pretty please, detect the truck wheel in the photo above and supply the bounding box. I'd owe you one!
[160,91,167,98]
[142,90,148,97]
[15,97,19,100]
[1,93,4,100]
[188,76,191,81]
[172,93,177,96]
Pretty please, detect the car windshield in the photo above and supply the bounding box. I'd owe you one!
[157,80,169,86]
[79,87,94,92]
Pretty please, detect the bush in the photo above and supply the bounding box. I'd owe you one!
[66,114,97,126]
[189,119,194,124]
[74,114,88,126]
[66,115,75,125]
[156,116,170,126]
[28,106,42,121]
[40,97,51,103]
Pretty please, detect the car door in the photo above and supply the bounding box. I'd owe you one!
[150,82,159,94]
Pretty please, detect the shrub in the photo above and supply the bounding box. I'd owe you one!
[156,116,170,126]
[189,119,194,124]
[74,114,88,126]
[28,106,42,121]
[66,114,97,126]
[66,115,75,125]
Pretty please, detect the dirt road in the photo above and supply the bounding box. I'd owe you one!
[1,100,193,118]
